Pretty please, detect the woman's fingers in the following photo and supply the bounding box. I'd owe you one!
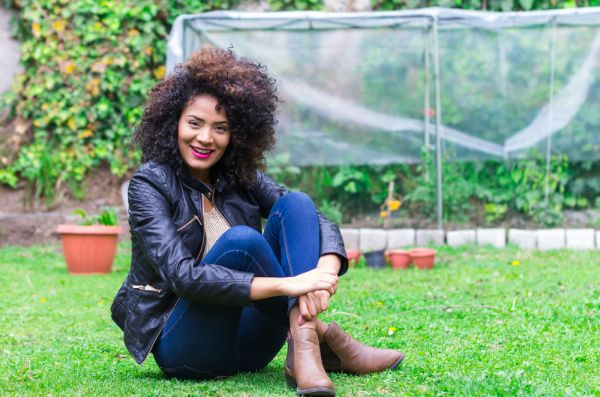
[299,295,311,320]
[310,292,322,314]
[296,289,332,325]
[328,285,336,296]
[306,293,318,317]
[319,271,338,288]
[287,269,338,297]
[307,269,337,292]
[298,313,306,325]
[318,290,329,311]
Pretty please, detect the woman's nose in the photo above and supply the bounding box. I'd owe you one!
[194,127,213,144]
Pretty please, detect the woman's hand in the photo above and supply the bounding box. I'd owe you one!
[280,269,338,297]
[294,255,342,324]
[297,290,331,325]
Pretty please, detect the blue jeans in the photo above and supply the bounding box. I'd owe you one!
[152,192,320,380]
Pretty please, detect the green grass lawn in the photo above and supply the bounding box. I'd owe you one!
[0,243,598,396]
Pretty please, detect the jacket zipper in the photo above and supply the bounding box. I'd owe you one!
[176,215,201,232]
[196,191,207,261]
[131,284,162,293]
[211,181,233,227]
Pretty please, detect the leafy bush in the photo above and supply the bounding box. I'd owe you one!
[0,0,240,204]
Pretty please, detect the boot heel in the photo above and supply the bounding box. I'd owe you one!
[285,373,297,389]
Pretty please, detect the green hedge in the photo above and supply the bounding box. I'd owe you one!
[0,0,597,206]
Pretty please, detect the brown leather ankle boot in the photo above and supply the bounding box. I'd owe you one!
[319,322,404,375]
[285,327,335,396]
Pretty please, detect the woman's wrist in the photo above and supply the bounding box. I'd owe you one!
[250,277,286,300]
[316,254,341,274]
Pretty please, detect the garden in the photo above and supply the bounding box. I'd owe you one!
[0,0,599,396]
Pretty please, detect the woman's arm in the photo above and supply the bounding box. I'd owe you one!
[249,268,338,300]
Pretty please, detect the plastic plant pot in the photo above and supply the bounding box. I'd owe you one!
[56,224,122,274]
[387,249,411,269]
[364,249,386,268]
[410,248,436,270]
[345,249,362,268]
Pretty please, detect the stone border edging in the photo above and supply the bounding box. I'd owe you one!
[341,228,600,251]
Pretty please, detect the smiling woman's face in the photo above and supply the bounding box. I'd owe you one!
[177,95,231,184]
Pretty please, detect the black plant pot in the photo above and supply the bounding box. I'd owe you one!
[364,249,386,268]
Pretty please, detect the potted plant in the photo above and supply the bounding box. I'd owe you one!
[345,249,362,268]
[56,207,121,274]
[364,249,386,268]
[410,248,436,270]
[387,249,411,269]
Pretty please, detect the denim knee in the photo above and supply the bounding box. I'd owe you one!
[272,191,315,213]
[219,225,264,252]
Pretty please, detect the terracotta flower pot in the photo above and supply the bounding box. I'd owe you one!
[56,225,122,274]
[387,249,411,269]
[410,248,436,270]
[345,249,362,268]
[364,249,386,269]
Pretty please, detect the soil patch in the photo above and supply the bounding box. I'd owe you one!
[0,168,130,247]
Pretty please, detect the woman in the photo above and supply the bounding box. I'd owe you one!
[111,48,403,396]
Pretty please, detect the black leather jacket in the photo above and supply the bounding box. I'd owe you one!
[111,161,348,364]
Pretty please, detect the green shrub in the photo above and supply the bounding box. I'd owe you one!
[0,0,241,205]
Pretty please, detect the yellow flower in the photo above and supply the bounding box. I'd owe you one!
[387,326,397,336]
[388,200,401,211]
[127,28,140,37]
[65,63,75,75]
[153,65,166,80]
[377,300,383,307]
[512,260,520,267]
[40,297,48,303]
[67,117,77,131]
[380,210,389,219]
[145,47,154,56]
[85,78,101,96]
[32,22,41,37]
[52,19,66,32]
[78,129,93,139]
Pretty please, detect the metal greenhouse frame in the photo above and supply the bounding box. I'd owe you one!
[166,7,600,229]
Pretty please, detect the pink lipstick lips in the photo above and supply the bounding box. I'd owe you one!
[190,145,214,159]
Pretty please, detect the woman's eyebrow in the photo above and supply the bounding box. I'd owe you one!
[187,114,228,124]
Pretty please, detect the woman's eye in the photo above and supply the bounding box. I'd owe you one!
[215,126,228,134]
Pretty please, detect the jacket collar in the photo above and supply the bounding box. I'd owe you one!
[179,165,228,193]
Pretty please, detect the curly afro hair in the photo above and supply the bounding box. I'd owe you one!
[134,47,278,187]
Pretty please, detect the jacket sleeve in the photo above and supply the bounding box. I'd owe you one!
[128,166,254,306]
[251,172,349,275]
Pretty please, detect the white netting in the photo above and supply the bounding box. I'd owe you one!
[167,8,600,165]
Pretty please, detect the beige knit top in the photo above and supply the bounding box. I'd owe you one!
[201,207,231,260]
